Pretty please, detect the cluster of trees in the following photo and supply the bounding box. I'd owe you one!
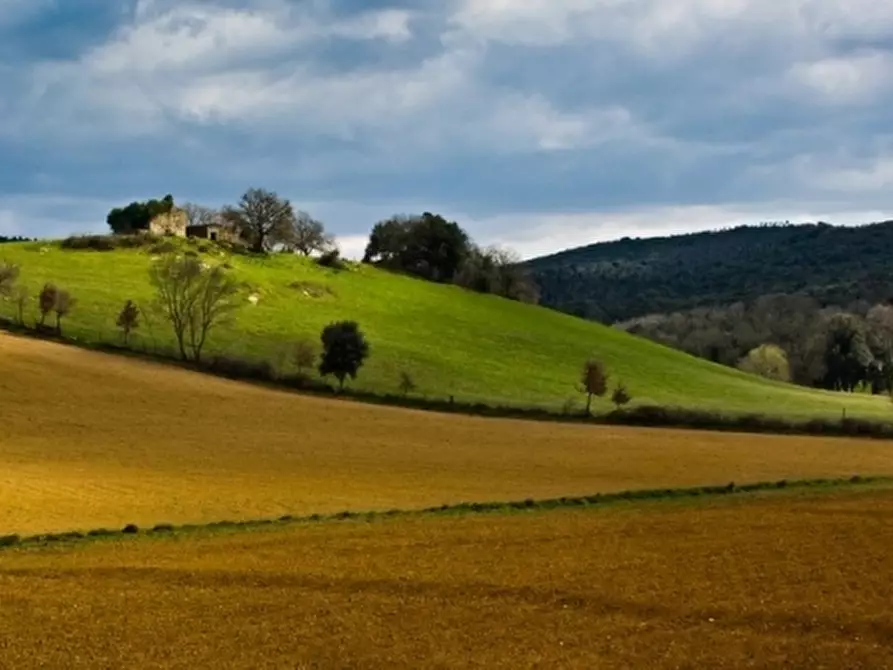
[0,261,76,335]
[621,293,893,393]
[527,220,893,323]
[0,236,33,244]
[579,358,631,414]
[363,213,539,303]
[107,195,175,234]
[144,254,369,389]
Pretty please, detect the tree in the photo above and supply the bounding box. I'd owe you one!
[580,359,608,415]
[149,255,241,362]
[455,245,539,303]
[821,313,873,392]
[222,188,295,253]
[611,382,631,409]
[286,212,334,256]
[117,300,140,346]
[293,337,316,376]
[38,283,57,327]
[363,212,470,283]
[398,371,416,397]
[107,195,174,234]
[737,344,791,382]
[13,285,29,325]
[181,202,218,228]
[53,290,76,336]
[0,261,18,297]
[319,320,369,390]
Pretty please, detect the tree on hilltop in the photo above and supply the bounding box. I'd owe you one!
[107,195,175,234]
[285,212,334,256]
[221,188,295,253]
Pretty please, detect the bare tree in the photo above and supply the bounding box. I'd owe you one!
[0,261,18,297]
[117,299,140,346]
[286,212,334,256]
[293,336,316,376]
[38,283,57,327]
[398,371,417,397]
[53,290,76,336]
[13,285,29,325]
[580,358,608,415]
[222,188,295,253]
[149,255,241,362]
[181,202,218,228]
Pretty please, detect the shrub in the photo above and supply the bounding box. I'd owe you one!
[87,528,115,537]
[152,524,174,533]
[61,234,117,251]
[0,534,20,547]
[122,524,139,534]
[611,383,632,409]
[316,248,346,270]
[398,371,416,397]
[206,355,275,382]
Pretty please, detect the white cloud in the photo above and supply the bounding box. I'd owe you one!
[787,51,893,105]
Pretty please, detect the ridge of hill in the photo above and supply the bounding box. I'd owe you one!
[525,220,893,323]
[0,239,889,419]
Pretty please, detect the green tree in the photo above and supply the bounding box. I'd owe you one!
[107,195,174,234]
[822,313,873,392]
[580,359,608,415]
[319,321,370,390]
[737,344,791,382]
[363,212,470,283]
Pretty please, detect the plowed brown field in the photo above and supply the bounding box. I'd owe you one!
[2,487,893,668]
[2,333,893,535]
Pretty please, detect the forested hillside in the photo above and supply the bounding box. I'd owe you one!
[526,220,893,323]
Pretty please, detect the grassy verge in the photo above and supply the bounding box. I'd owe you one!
[3,475,889,552]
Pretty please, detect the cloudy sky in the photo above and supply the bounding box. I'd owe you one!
[1,0,891,258]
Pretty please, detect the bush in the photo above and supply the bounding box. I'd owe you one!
[0,534,20,547]
[205,355,275,382]
[316,248,346,270]
[61,234,117,251]
[152,523,174,533]
[122,524,139,534]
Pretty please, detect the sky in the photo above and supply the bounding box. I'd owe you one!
[1,0,892,259]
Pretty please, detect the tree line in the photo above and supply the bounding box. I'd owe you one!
[620,293,893,393]
[106,189,539,304]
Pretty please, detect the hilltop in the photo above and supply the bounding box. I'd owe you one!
[525,220,893,323]
[0,238,889,419]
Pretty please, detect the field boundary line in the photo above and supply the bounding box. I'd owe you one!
[2,475,891,552]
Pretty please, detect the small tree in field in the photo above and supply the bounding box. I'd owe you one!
[149,255,240,362]
[398,371,416,397]
[0,261,19,297]
[293,337,316,377]
[38,283,58,327]
[13,285,29,325]
[117,300,140,346]
[580,358,608,415]
[53,289,76,335]
[611,382,631,410]
[319,320,369,391]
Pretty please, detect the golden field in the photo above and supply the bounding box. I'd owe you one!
[2,333,893,535]
[1,487,892,668]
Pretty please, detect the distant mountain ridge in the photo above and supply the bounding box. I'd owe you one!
[525,220,893,323]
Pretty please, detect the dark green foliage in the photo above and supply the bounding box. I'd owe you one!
[86,528,115,537]
[107,194,174,234]
[152,523,174,533]
[611,382,631,409]
[0,236,32,244]
[527,220,893,323]
[316,248,346,269]
[117,300,140,345]
[364,212,470,283]
[0,534,20,547]
[319,320,370,390]
[206,355,275,381]
[122,524,139,534]
[580,359,608,415]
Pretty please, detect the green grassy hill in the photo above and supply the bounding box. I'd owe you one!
[0,239,889,419]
